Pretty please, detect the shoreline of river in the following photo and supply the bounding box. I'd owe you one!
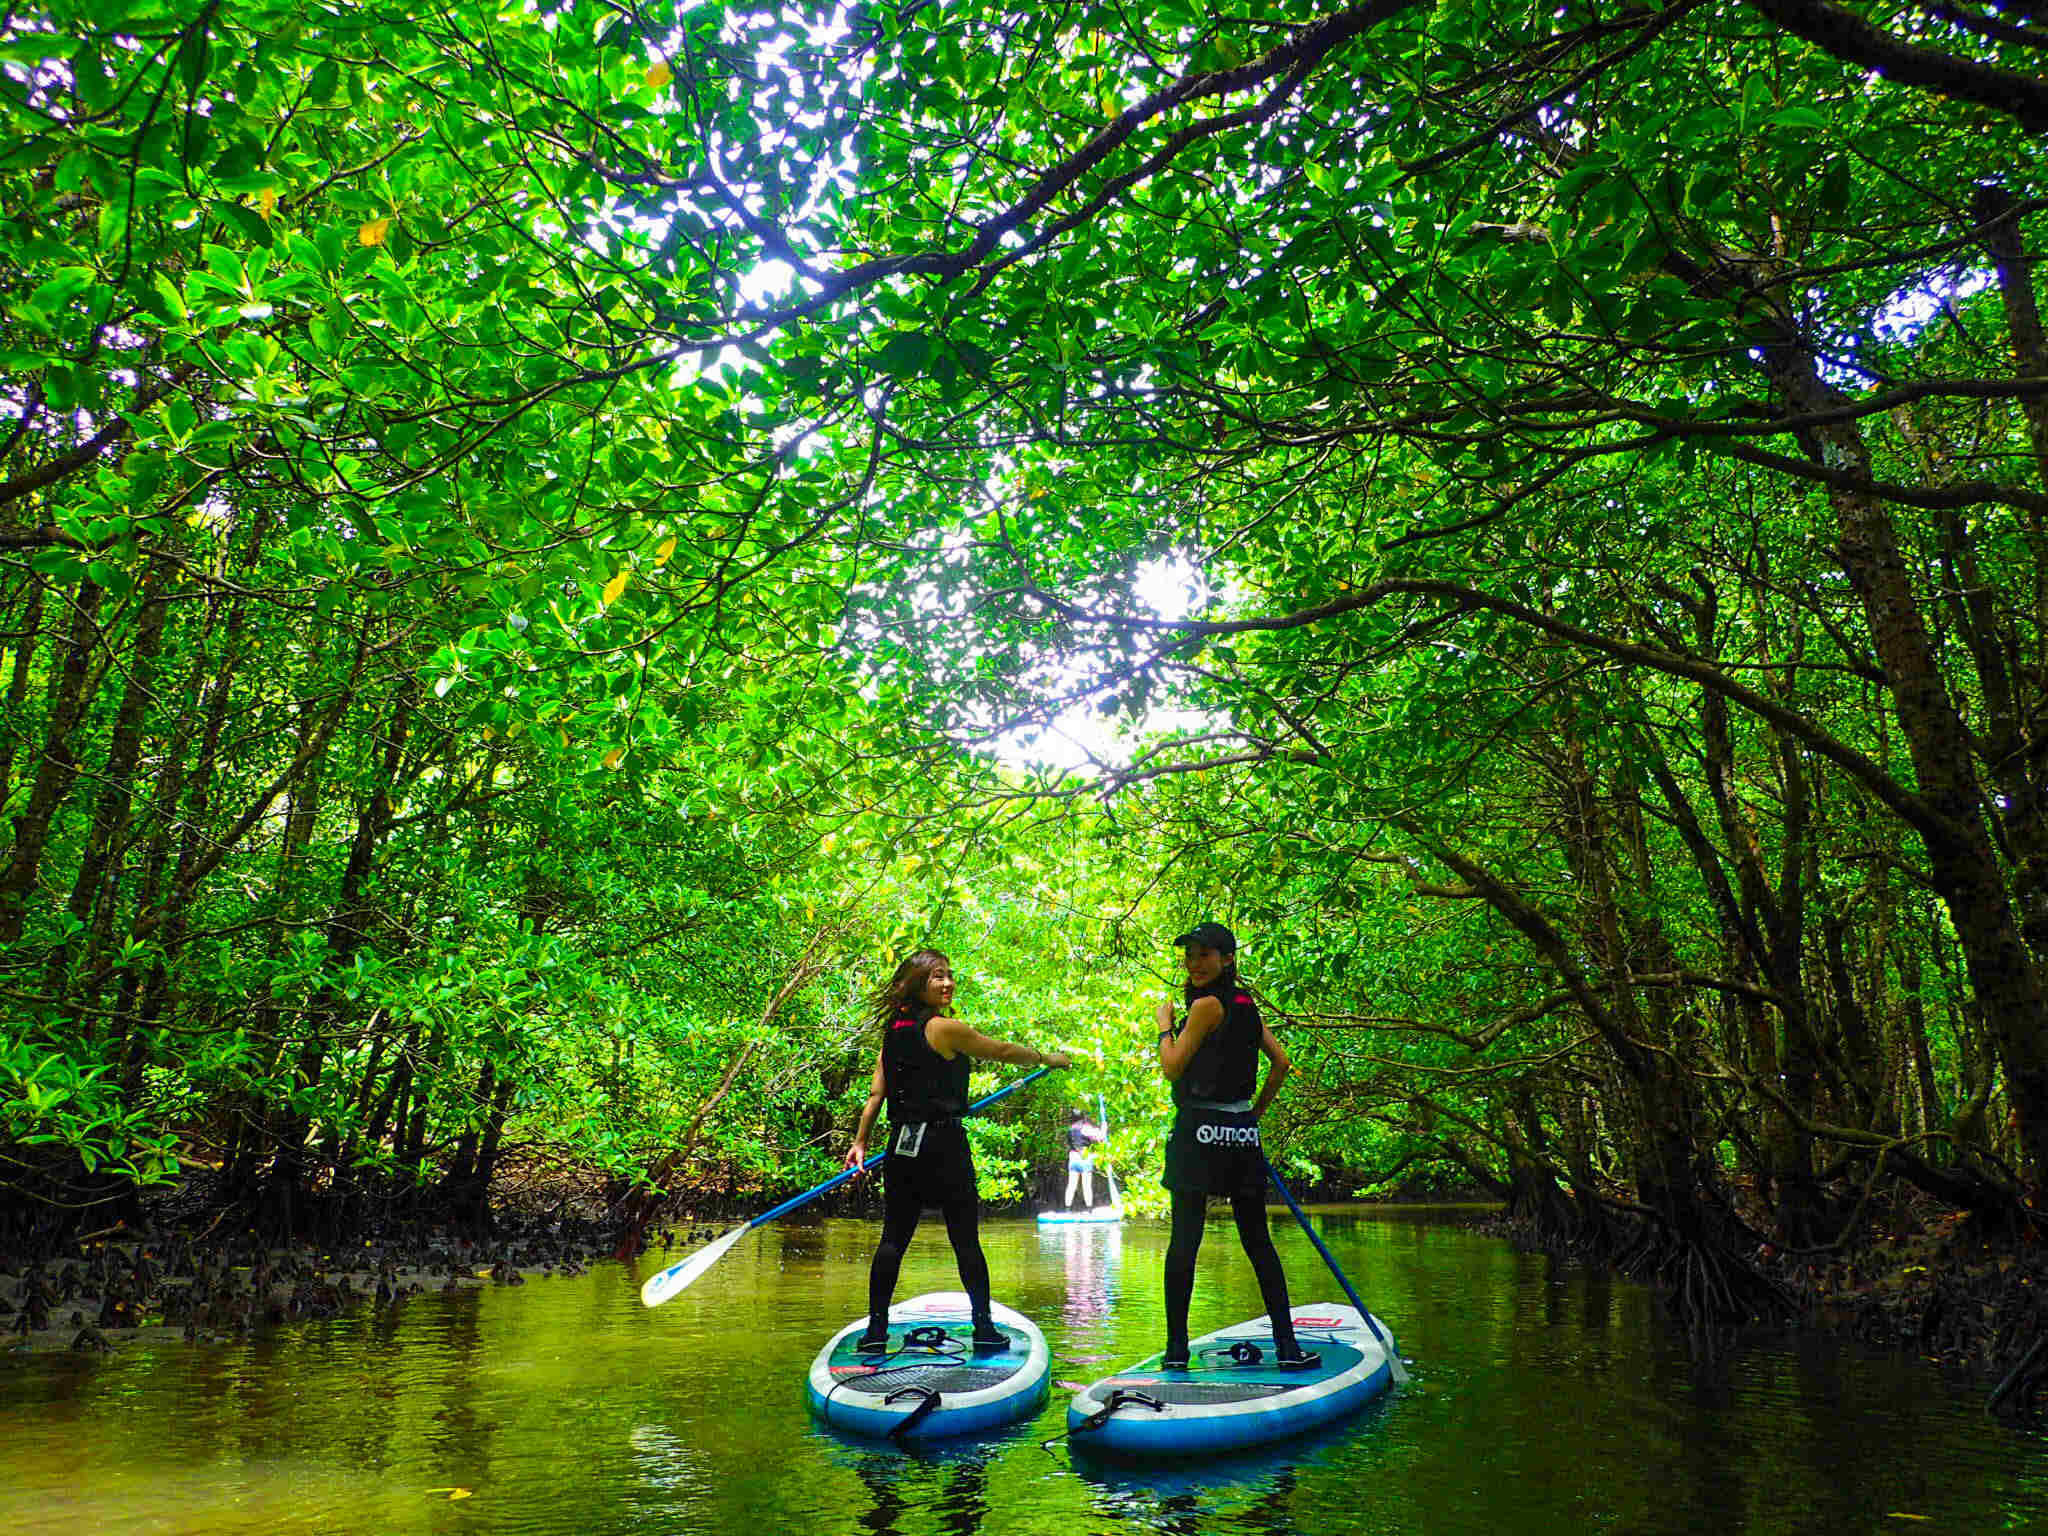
[5,1181,2042,1413]
[1473,1199,2048,1409]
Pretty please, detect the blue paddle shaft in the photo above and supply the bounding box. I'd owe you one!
[747,1066,1052,1231]
[1264,1153,1400,1365]
[748,1156,878,1228]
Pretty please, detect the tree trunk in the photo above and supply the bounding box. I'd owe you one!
[0,574,47,814]
[0,579,101,944]
[268,682,414,1225]
[1767,342,2048,1187]
[47,572,171,1012]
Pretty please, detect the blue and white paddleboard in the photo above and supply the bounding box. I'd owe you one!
[808,1292,1050,1442]
[1036,1206,1122,1225]
[1066,1303,1397,1457]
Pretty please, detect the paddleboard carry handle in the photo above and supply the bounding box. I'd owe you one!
[884,1385,944,1442]
[1072,1388,1166,1435]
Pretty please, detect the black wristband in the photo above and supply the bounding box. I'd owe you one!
[1157,1029,1174,1044]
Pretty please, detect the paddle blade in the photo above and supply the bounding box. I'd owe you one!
[639,1222,750,1308]
[1369,1314,1411,1384]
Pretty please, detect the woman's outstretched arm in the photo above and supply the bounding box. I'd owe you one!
[928,1014,1071,1069]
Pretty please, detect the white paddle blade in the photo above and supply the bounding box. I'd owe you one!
[1369,1314,1411,1384]
[639,1222,750,1308]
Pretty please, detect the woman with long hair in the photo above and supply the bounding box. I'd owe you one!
[1152,922,1318,1371]
[844,949,1070,1351]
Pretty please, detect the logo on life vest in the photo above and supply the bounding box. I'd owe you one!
[1195,1123,1262,1146]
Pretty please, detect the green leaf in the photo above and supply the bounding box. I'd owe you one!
[148,270,189,325]
[213,199,275,248]
[95,192,130,250]
[30,266,96,315]
[1765,106,1829,131]
[29,548,86,582]
[875,331,933,376]
[0,34,82,62]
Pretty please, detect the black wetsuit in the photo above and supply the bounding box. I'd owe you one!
[1161,976,1301,1362]
[864,1007,991,1336]
[1163,980,1264,1195]
[882,1006,976,1207]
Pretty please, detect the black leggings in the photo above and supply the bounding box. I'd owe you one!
[866,1182,992,1328]
[1164,1186,1299,1357]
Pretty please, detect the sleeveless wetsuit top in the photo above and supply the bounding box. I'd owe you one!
[1175,979,1260,1107]
[883,1005,970,1124]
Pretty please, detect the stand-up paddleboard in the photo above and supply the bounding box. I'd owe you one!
[1036,1205,1122,1225]
[1066,1303,1396,1457]
[809,1292,1050,1442]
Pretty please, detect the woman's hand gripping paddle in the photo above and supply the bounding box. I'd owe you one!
[640,1067,1054,1308]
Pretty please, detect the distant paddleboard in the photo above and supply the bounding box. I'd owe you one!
[808,1292,1050,1442]
[1066,1303,1396,1457]
[1036,1206,1123,1225]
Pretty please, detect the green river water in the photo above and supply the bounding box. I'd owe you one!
[3,1208,2045,1535]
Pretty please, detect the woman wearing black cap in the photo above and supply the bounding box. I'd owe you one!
[844,948,1071,1352]
[1153,922,1319,1371]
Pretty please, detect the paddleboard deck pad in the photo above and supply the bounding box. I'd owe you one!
[1066,1304,1396,1457]
[808,1292,1050,1442]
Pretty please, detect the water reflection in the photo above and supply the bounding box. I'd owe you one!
[1069,1394,1387,1535]
[1080,1457,1307,1534]
[1040,1220,1124,1327]
[805,1431,1004,1536]
[4,1214,2048,1536]
[848,1445,993,1536]
[776,1220,830,1265]
[1537,1253,1616,1339]
[625,1422,705,1528]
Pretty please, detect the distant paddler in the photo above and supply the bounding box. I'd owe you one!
[844,948,1070,1353]
[1063,1107,1107,1209]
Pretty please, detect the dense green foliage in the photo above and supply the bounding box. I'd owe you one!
[3,0,2046,1285]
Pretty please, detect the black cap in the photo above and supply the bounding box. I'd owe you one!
[1172,922,1237,953]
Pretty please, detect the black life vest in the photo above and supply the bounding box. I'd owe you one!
[883,1006,970,1124]
[1175,978,1260,1106]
